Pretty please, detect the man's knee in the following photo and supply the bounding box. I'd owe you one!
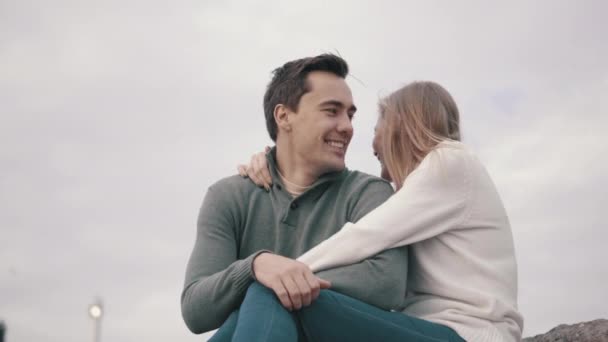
[300,289,340,316]
[245,281,275,299]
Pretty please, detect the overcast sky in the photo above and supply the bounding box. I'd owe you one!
[1,0,607,341]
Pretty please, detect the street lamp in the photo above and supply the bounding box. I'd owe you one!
[88,299,103,342]
[0,320,6,342]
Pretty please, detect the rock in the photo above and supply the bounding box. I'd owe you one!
[524,319,608,341]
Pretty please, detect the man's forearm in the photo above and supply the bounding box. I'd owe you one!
[181,253,259,334]
[182,184,262,334]
[314,246,408,311]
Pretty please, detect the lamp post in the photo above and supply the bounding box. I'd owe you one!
[88,299,103,342]
[0,320,5,342]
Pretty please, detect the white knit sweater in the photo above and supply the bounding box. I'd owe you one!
[298,141,523,342]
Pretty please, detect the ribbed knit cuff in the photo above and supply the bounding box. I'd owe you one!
[229,250,272,293]
[250,250,272,281]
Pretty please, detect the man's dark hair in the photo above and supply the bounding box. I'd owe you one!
[263,54,349,141]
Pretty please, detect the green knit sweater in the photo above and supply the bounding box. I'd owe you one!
[181,151,409,334]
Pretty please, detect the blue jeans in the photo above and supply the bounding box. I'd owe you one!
[209,283,306,342]
[210,282,465,342]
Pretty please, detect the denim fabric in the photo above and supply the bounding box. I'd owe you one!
[213,282,464,342]
[228,282,304,342]
[299,289,465,342]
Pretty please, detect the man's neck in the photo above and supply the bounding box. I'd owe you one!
[275,144,318,195]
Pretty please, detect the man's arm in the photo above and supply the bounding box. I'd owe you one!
[181,184,263,334]
[315,247,408,310]
[309,179,409,311]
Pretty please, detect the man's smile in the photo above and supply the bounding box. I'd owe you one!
[325,139,348,152]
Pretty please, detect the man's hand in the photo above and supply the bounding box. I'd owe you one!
[252,253,331,311]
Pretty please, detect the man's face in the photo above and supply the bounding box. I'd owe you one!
[372,114,392,182]
[288,71,356,175]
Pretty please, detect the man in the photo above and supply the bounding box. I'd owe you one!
[181,54,409,338]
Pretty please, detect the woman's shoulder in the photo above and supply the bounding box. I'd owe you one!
[426,140,479,169]
[435,140,472,154]
[414,141,493,191]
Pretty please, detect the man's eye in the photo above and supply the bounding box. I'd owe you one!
[325,108,338,114]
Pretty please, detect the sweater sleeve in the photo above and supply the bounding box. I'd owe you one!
[180,185,264,334]
[313,179,408,310]
[298,147,472,272]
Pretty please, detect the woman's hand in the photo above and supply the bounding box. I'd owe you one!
[237,146,273,190]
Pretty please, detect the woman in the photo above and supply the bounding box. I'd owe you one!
[227,81,523,341]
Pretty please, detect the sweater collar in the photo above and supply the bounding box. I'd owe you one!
[266,146,347,193]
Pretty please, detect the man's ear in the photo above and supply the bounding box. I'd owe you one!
[274,104,292,133]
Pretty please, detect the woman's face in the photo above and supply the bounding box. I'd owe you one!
[372,115,392,182]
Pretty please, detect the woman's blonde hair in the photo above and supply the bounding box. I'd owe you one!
[379,81,461,189]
